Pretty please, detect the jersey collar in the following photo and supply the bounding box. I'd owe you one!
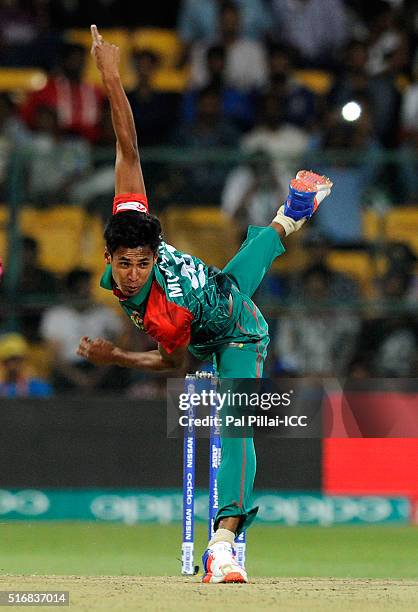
[100,265,154,306]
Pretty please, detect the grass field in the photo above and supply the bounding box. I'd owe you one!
[1,522,417,611]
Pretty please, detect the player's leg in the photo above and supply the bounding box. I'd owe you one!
[222,225,284,299]
[202,338,268,583]
[223,170,333,298]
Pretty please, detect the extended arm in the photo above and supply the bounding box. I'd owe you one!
[77,336,187,372]
[90,24,146,196]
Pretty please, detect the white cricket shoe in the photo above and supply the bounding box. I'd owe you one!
[202,542,248,584]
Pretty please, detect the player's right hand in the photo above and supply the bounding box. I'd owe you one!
[77,335,117,366]
[90,24,120,77]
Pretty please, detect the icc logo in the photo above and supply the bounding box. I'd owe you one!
[130,310,145,330]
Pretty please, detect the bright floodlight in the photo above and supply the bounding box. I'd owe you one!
[342,101,362,122]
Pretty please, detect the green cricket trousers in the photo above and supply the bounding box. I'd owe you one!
[213,225,285,535]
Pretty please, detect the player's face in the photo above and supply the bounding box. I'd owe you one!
[106,246,156,297]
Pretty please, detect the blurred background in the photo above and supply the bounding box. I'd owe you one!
[0,0,417,542]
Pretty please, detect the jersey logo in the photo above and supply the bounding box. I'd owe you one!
[130,310,145,331]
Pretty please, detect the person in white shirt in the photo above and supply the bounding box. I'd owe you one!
[41,268,125,391]
[189,1,268,92]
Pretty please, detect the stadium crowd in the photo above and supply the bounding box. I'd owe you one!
[0,0,417,395]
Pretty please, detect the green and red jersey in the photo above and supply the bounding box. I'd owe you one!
[101,193,272,361]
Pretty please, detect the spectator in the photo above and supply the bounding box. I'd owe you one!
[328,40,370,110]
[70,102,115,216]
[0,236,59,340]
[25,105,91,205]
[182,44,257,131]
[399,52,418,200]
[285,235,361,302]
[0,92,28,197]
[307,106,381,243]
[177,0,271,44]
[189,1,268,92]
[40,268,126,392]
[366,2,409,78]
[127,49,181,146]
[351,270,418,377]
[274,264,360,376]
[20,42,104,142]
[0,332,52,397]
[265,44,318,129]
[329,38,402,147]
[241,93,310,180]
[170,85,239,203]
[270,0,349,68]
[0,0,40,66]
[222,150,287,232]
[16,235,59,296]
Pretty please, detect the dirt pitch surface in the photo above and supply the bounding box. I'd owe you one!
[1,576,418,612]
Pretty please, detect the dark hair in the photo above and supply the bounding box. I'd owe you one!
[133,48,160,66]
[104,211,162,255]
[302,263,332,284]
[22,236,38,253]
[66,268,91,291]
[206,44,226,63]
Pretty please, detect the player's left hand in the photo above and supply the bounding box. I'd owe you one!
[90,24,120,77]
[77,336,117,366]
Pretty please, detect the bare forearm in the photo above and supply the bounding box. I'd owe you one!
[102,73,138,159]
[113,348,178,372]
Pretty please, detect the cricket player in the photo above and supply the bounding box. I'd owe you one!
[78,26,333,584]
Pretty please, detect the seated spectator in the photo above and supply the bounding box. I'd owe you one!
[265,44,318,129]
[0,332,52,397]
[328,40,370,110]
[177,0,272,44]
[0,236,59,341]
[189,1,268,92]
[40,268,126,392]
[127,49,181,146]
[241,93,310,179]
[0,92,28,198]
[170,86,239,203]
[20,42,104,143]
[366,3,409,78]
[182,44,257,131]
[16,235,59,297]
[270,0,349,69]
[350,270,417,377]
[222,149,288,232]
[307,106,381,243]
[399,52,418,200]
[274,264,360,376]
[329,38,401,148]
[25,105,91,205]
[70,102,115,216]
[0,0,40,66]
[285,234,361,302]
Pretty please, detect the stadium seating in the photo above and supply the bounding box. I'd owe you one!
[20,206,87,274]
[65,27,188,92]
[0,68,47,93]
[131,28,188,92]
[384,206,418,256]
[295,69,333,95]
[160,205,240,269]
[66,28,136,89]
[326,250,376,297]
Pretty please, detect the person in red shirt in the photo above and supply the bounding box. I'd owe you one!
[20,42,104,143]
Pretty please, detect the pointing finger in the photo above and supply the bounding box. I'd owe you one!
[90,24,103,45]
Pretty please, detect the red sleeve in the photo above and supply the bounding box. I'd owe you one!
[113,193,149,215]
[143,282,192,354]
